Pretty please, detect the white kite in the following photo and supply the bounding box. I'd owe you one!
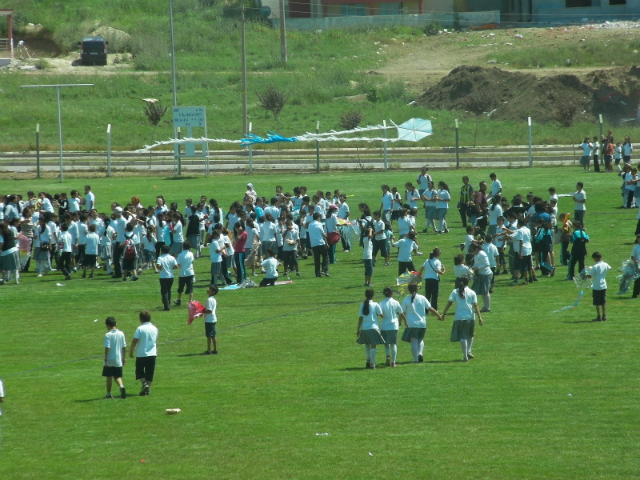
[136,118,433,153]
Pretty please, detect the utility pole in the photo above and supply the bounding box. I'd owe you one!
[279,0,287,63]
[241,3,248,137]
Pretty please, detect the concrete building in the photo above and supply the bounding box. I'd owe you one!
[465,0,640,22]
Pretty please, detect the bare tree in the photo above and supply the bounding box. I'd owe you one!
[142,99,168,166]
[257,85,289,126]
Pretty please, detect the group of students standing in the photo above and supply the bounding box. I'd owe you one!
[579,134,633,173]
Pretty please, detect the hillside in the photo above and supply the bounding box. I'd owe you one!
[0,2,639,151]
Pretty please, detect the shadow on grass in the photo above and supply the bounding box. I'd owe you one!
[177,353,211,357]
[74,397,124,403]
[165,176,200,181]
[425,359,466,364]
[563,320,606,324]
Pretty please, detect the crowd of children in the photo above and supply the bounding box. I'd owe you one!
[0,160,631,377]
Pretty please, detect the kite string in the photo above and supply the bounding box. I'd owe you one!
[550,290,584,313]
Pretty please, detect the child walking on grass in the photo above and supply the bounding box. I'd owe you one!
[379,286,406,368]
[586,252,611,322]
[391,231,419,276]
[440,277,484,362]
[362,226,374,287]
[356,289,385,369]
[400,283,442,363]
[103,317,127,399]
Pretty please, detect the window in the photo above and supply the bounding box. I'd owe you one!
[379,2,403,15]
[340,3,367,15]
[565,0,590,7]
[609,0,626,5]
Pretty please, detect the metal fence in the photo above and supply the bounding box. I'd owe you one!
[0,144,585,178]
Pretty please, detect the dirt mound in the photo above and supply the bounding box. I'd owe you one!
[90,26,131,53]
[418,65,640,124]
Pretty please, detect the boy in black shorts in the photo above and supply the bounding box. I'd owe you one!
[103,317,127,399]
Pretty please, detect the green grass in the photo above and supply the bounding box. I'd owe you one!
[2,70,639,153]
[1,167,640,478]
[488,33,640,69]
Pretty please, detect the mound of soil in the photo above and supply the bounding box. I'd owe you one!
[418,65,640,124]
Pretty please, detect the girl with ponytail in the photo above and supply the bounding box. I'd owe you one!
[356,289,385,369]
[401,283,442,363]
[440,277,484,362]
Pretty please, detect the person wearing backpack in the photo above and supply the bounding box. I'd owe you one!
[566,221,589,281]
[534,220,554,277]
[122,224,139,282]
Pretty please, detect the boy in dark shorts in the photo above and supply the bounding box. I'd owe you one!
[103,317,127,399]
[587,252,611,322]
[204,285,219,355]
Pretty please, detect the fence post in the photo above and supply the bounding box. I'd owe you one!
[177,127,182,176]
[36,123,40,178]
[383,120,388,171]
[248,122,253,175]
[106,124,112,177]
[528,117,533,167]
[316,121,320,174]
[455,119,460,169]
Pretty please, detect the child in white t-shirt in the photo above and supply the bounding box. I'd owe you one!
[482,234,499,293]
[260,248,279,287]
[586,251,611,322]
[356,289,385,369]
[453,254,473,289]
[362,227,374,287]
[493,216,509,274]
[141,226,158,273]
[391,231,419,276]
[378,286,405,367]
[203,284,219,355]
[102,316,127,399]
[175,241,195,306]
[208,231,226,287]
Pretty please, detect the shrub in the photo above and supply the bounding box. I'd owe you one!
[33,59,51,70]
[339,110,363,130]
[53,22,92,54]
[132,34,169,71]
[257,85,289,122]
[553,99,578,127]
[366,86,379,103]
[423,21,441,37]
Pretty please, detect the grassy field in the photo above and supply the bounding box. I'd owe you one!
[1,166,639,479]
[1,70,639,154]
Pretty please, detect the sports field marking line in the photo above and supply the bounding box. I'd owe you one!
[3,301,359,378]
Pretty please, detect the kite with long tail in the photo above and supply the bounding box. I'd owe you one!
[136,118,433,153]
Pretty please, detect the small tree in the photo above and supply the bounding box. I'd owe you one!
[339,110,364,162]
[553,99,578,127]
[257,85,289,126]
[142,99,168,165]
[461,91,494,147]
[339,110,363,131]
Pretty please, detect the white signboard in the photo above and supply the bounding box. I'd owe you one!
[173,106,206,128]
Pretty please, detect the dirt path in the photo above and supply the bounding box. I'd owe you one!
[373,24,636,92]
